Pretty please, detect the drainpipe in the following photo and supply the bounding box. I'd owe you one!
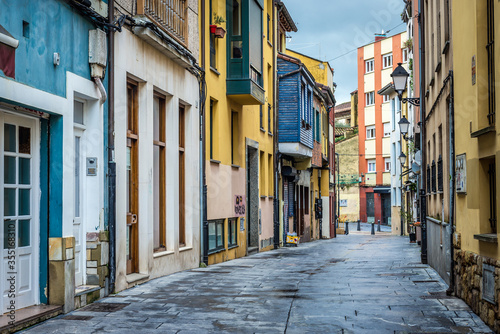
[447,70,455,295]
[107,0,116,294]
[201,0,208,266]
[418,0,427,264]
[273,1,279,249]
[318,169,322,239]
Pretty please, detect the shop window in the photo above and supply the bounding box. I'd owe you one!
[208,219,225,252]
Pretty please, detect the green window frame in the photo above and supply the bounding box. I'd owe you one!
[208,219,225,252]
[228,218,238,247]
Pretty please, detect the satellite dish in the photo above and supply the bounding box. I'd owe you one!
[414,150,421,166]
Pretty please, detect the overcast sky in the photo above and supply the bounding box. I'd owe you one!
[284,0,406,104]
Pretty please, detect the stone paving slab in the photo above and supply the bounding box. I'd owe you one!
[22,234,493,333]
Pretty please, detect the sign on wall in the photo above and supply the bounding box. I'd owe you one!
[234,195,246,217]
[456,154,467,193]
[340,199,348,207]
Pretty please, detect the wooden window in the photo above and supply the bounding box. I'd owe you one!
[153,94,166,252]
[126,80,139,274]
[228,218,238,247]
[208,219,224,252]
[179,105,186,246]
[365,59,374,73]
[385,158,391,172]
[382,53,393,69]
[365,92,375,106]
[403,48,409,63]
[366,126,375,139]
[368,159,376,173]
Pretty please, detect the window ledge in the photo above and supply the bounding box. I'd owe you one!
[442,41,450,55]
[153,250,175,258]
[228,244,238,250]
[208,247,225,255]
[260,127,266,133]
[471,125,496,138]
[474,234,498,244]
[268,196,274,199]
[268,132,273,136]
[179,246,193,253]
[260,195,267,199]
[210,159,221,164]
[231,164,240,169]
[267,40,273,47]
[210,67,220,76]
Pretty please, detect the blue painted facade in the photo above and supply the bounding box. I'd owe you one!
[0,0,109,306]
[277,56,315,150]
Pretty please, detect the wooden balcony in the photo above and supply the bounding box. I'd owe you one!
[137,0,187,46]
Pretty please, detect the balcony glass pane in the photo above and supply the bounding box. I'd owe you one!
[4,124,16,152]
[18,219,30,247]
[4,188,15,216]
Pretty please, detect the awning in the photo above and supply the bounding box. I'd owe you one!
[374,187,391,194]
[0,24,17,79]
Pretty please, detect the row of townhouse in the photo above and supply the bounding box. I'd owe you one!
[0,0,336,329]
[375,0,500,331]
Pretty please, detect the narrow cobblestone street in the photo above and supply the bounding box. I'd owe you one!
[23,231,493,333]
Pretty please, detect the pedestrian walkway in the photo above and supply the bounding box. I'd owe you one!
[23,234,493,333]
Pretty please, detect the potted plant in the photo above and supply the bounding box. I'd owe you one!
[210,14,226,38]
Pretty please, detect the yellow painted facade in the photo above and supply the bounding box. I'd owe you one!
[453,0,500,260]
[200,0,276,264]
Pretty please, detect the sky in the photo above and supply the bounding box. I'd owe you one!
[284,0,406,104]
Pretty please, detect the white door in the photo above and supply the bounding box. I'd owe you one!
[74,129,84,287]
[1,112,39,313]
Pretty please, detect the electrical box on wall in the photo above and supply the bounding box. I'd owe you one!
[89,29,107,78]
[456,154,466,193]
[87,157,98,176]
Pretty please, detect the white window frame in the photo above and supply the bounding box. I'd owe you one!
[383,53,393,69]
[383,123,391,137]
[366,125,375,139]
[365,91,375,106]
[385,157,391,172]
[367,159,376,173]
[365,59,374,73]
[383,94,390,103]
[402,48,409,63]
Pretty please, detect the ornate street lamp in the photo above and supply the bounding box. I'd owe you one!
[399,152,407,167]
[398,116,410,137]
[391,63,420,107]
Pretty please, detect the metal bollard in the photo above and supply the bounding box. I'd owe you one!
[377,219,381,232]
[345,221,349,235]
[371,222,375,235]
[357,219,361,231]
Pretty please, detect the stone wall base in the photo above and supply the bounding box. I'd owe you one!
[454,245,498,332]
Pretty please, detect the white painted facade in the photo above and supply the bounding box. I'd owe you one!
[113,27,201,292]
[0,71,105,308]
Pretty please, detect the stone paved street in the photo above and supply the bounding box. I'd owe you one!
[23,233,493,333]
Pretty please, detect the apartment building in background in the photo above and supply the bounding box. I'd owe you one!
[357,31,407,226]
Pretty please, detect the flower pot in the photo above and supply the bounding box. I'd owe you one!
[409,232,416,243]
[214,26,226,38]
[209,25,217,34]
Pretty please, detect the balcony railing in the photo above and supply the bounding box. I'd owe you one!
[138,0,188,46]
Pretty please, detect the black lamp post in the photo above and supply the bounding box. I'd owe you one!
[399,152,407,166]
[391,63,420,107]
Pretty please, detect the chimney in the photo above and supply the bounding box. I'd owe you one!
[375,30,386,42]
